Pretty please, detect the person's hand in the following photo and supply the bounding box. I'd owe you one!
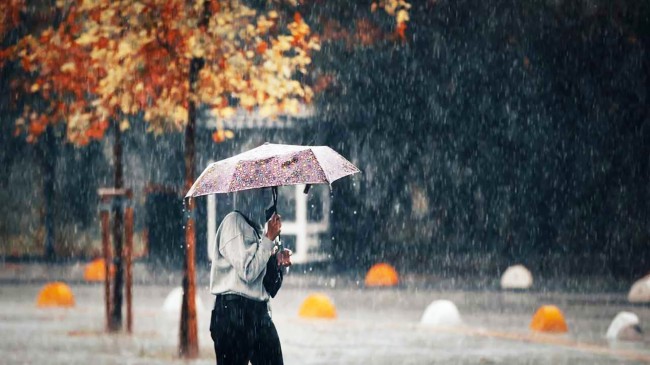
[265,213,282,241]
[277,248,292,267]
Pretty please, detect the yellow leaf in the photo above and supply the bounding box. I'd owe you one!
[75,33,98,46]
[219,107,236,119]
[120,93,132,114]
[173,106,188,124]
[397,9,410,24]
[30,83,40,93]
[60,62,76,73]
[120,119,130,131]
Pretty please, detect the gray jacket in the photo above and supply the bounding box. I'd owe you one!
[209,211,275,301]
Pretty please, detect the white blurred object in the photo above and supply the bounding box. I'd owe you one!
[207,193,217,261]
[162,287,205,314]
[628,274,650,303]
[606,311,643,341]
[500,264,533,290]
[420,300,463,327]
[206,184,332,265]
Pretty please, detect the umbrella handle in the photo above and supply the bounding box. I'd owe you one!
[272,186,281,246]
[265,186,281,246]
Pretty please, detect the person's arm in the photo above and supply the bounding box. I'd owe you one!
[219,214,275,283]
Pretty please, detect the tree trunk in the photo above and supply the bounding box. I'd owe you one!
[179,1,210,358]
[179,56,203,359]
[110,119,124,332]
[42,125,56,261]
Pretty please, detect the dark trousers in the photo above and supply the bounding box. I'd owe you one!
[210,294,283,365]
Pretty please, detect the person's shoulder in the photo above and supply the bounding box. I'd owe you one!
[223,211,244,225]
[224,211,252,229]
[224,211,241,220]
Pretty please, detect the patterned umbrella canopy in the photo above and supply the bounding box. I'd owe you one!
[185,143,360,198]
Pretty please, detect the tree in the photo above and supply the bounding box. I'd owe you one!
[2,0,410,355]
[71,0,409,355]
[1,1,109,261]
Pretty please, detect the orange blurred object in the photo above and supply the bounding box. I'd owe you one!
[298,293,337,319]
[530,305,568,333]
[83,258,113,282]
[36,282,75,308]
[365,263,399,287]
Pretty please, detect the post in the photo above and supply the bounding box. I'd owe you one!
[110,121,125,332]
[100,197,112,331]
[43,125,56,261]
[124,203,134,334]
[98,187,133,334]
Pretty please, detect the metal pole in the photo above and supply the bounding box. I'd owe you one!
[100,198,112,331]
[111,121,125,332]
[125,203,134,334]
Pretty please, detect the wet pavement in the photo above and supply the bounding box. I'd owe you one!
[0,264,649,364]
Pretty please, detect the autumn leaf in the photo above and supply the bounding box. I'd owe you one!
[120,119,130,131]
[257,41,268,54]
[5,0,406,145]
[396,22,407,40]
[211,129,234,143]
[29,120,47,136]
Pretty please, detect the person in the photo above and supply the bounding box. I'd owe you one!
[209,189,291,365]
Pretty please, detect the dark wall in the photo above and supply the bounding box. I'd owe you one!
[314,0,649,280]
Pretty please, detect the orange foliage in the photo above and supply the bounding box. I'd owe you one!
[257,41,268,54]
[212,129,234,143]
[212,130,226,143]
[85,121,108,140]
[3,0,407,145]
[313,74,335,94]
[396,22,407,40]
[0,0,24,40]
[356,18,384,47]
[209,1,221,14]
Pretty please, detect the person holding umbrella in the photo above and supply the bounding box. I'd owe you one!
[186,143,360,364]
[209,188,291,365]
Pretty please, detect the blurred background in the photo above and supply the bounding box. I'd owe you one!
[2,0,647,287]
[1,1,649,364]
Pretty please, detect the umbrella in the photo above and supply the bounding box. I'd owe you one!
[185,143,360,199]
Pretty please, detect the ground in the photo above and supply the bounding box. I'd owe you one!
[0,262,648,364]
